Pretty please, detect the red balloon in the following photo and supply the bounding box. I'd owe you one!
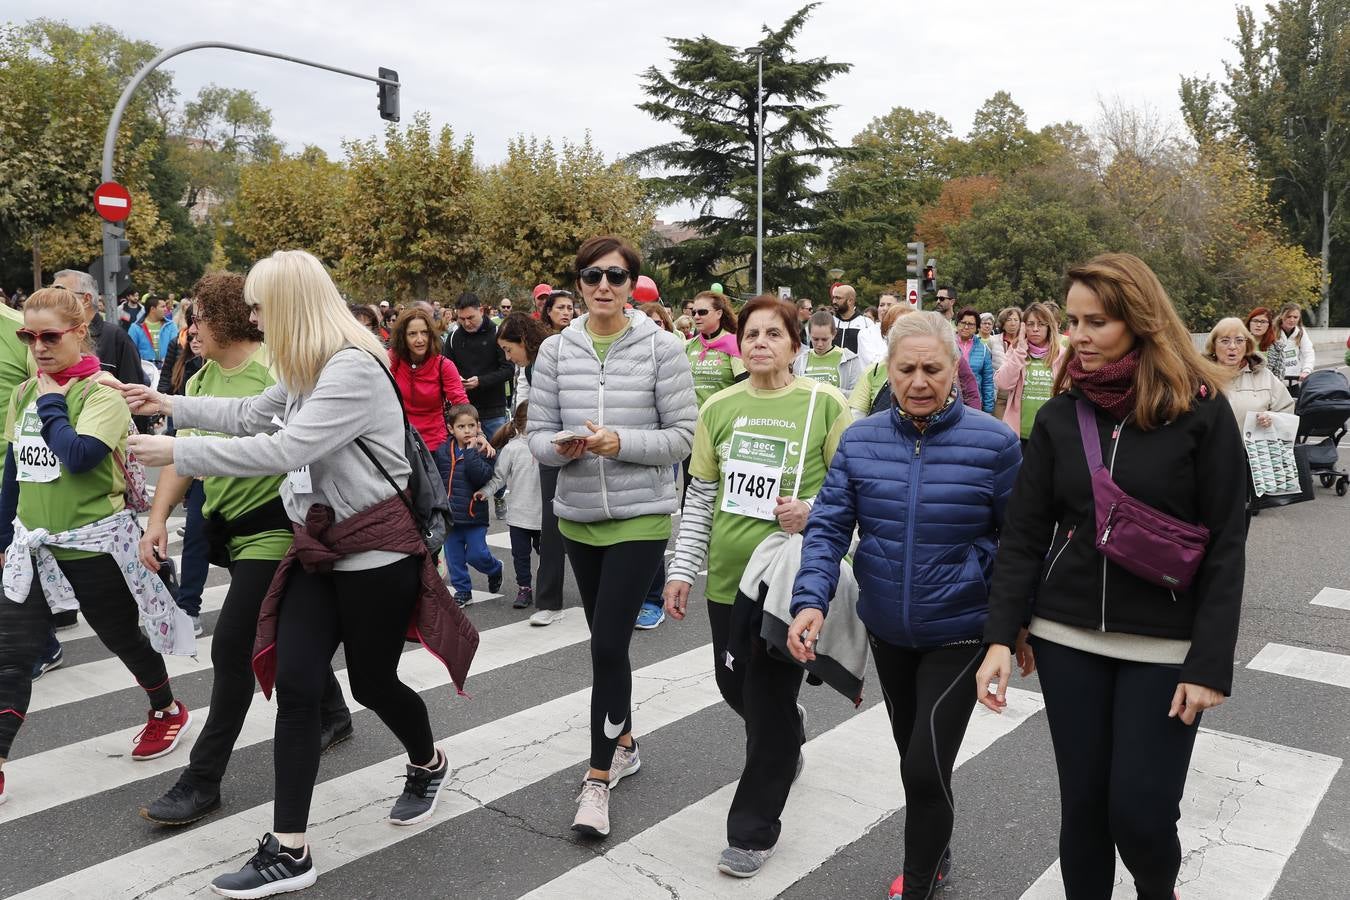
[632,275,660,302]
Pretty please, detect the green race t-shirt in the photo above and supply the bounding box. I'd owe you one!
[1020,355,1055,439]
[849,361,888,416]
[559,319,669,547]
[685,332,746,408]
[802,347,844,388]
[689,376,851,603]
[7,377,128,560]
[145,320,163,354]
[0,305,36,454]
[184,345,292,562]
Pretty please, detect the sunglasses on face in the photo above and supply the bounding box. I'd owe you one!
[691,308,714,316]
[16,325,80,346]
[578,266,631,287]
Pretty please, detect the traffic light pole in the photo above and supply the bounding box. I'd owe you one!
[98,41,400,317]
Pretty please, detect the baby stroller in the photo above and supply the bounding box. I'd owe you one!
[1294,369,1350,496]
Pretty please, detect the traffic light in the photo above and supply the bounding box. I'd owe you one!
[922,259,936,294]
[378,67,400,122]
[906,241,925,280]
[114,236,131,275]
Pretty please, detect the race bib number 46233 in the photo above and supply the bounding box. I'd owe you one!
[14,404,59,483]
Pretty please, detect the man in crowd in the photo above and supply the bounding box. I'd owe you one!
[532,283,552,318]
[446,293,514,516]
[118,290,144,330]
[130,294,178,371]
[934,285,957,323]
[830,283,886,366]
[495,297,513,324]
[796,297,814,342]
[878,291,901,318]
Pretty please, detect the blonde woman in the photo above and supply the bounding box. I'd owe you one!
[122,251,476,898]
[1206,318,1294,428]
[994,302,1064,444]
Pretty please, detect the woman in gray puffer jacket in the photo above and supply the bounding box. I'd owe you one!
[526,235,696,840]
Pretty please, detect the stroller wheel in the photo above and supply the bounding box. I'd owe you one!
[1321,474,1335,487]
[1337,479,1347,497]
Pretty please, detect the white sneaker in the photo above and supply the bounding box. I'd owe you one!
[529,609,565,626]
[608,740,641,788]
[571,778,610,837]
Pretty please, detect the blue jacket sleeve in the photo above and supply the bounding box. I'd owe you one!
[790,435,858,617]
[37,394,114,474]
[460,447,496,489]
[979,347,995,414]
[0,445,17,548]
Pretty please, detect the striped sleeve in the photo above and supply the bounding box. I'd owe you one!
[668,476,716,584]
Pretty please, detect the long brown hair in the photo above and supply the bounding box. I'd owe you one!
[639,302,674,333]
[694,290,737,336]
[389,306,442,365]
[1021,301,1062,370]
[1246,306,1278,351]
[496,312,553,363]
[491,400,528,450]
[1053,253,1226,430]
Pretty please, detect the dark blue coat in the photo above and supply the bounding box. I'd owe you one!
[448,443,495,527]
[791,398,1021,648]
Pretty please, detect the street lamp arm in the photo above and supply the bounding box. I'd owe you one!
[101,40,398,182]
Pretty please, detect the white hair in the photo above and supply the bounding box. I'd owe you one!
[53,269,98,299]
[887,310,960,364]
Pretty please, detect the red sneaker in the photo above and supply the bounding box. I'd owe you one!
[888,850,950,898]
[131,702,192,760]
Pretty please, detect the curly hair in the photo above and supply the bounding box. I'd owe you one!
[192,272,261,345]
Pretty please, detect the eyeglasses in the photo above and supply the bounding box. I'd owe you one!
[578,266,631,287]
[16,325,81,346]
[691,308,714,316]
[1216,337,1247,348]
[1249,318,1268,326]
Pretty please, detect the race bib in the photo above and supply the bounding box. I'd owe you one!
[720,431,787,521]
[14,403,59,483]
[286,465,313,494]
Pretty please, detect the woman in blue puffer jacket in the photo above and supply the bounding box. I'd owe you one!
[788,311,1024,900]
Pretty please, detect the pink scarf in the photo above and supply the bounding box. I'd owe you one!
[697,331,741,362]
[1027,340,1050,360]
[50,354,103,386]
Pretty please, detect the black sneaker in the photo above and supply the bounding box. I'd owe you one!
[51,609,78,630]
[210,833,316,898]
[140,780,221,826]
[487,566,503,594]
[513,586,532,609]
[454,593,473,609]
[388,747,447,825]
[319,714,354,754]
[31,642,63,681]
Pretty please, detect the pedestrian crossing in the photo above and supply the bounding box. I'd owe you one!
[2,518,1346,899]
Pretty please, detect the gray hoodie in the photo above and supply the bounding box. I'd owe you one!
[525,311,695,523]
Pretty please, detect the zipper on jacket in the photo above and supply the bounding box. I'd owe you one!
[597,356,611,519]
[1044,527,1074,583]
[1100,417,1127,631]
[902,437,923,645]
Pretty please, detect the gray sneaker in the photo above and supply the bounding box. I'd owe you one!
[718,845,775,878]
[608,740,641,788]
[388,748,447,825]
[571,778,610,837]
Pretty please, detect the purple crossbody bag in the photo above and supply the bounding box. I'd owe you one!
[1076,399,1210,591]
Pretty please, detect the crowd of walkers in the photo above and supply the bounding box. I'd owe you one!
[0,238,1283,899]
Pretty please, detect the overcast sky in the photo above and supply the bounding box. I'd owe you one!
[16,0,1259,217]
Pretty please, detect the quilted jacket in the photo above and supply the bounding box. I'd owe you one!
[791,398,1022,648]
[525,311,696,522]
[447,442,494,526]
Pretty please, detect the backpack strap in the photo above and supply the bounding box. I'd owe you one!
[1075,398,1106,474]
[789,382,821,502]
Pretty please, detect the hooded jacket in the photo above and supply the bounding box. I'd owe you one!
[525,311,696,522]
[388,352,469,451]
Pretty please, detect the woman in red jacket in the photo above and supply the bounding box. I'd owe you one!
[388,307,468,486]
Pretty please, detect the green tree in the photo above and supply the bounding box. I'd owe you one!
[953,91,1058,178]
[633,3,852,293]
[230,146,344,266]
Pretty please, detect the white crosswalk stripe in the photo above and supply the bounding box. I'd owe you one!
[1247,642,1350,689]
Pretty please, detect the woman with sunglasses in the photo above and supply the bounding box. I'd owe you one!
[0,287,195,808]
[526,235,696,838]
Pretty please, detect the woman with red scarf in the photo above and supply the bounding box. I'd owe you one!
[977,254,1247,899]
[994,302,1064,446]
[0,288,193,807]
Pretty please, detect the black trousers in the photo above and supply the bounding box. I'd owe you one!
[707,600,805,851]
[508,526,540,588]
[561,536,667,771]
[1032,637,1201,900]
[0,554,175,757]
[534,466,565,611]
[272,556,432,832]
[870,635,983,900]
[180,558,349,793]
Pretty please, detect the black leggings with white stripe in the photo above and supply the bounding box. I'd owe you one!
[0,553,174,758]
[870,636,983,900]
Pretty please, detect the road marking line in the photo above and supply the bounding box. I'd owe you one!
[16,645,721,899]
[56,583,229,645]
[1019,729,1342,899]
[1247,642,1350,689]
[522,690,1044,899]
[1311,587,1350,611]
[0,612,590,825]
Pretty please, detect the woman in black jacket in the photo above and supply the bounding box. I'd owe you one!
[977,253,1246,900]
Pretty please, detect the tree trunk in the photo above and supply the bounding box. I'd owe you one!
[30,233,41,292]
[1320,185,1332,326]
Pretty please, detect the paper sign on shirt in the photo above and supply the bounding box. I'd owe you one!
[270,414,313,493]
[14,403,59,483]
[720,431,787,521]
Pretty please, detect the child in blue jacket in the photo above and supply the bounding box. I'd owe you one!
[444,404,504,607]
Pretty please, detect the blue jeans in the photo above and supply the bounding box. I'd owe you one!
[178,480,208,616]
[442,525,502,596]
[642,558,666,612]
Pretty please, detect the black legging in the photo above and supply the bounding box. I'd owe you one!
[870,636,983,900]
[0,553,175,757]
[561,536,667,771]
[534,466,565,611]
[179,558,349,793]
[708,600,804,851]
[1032,636,1201,900]
[272,556,432,832]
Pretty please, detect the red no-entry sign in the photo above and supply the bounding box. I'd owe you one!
[93,182,132,222]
